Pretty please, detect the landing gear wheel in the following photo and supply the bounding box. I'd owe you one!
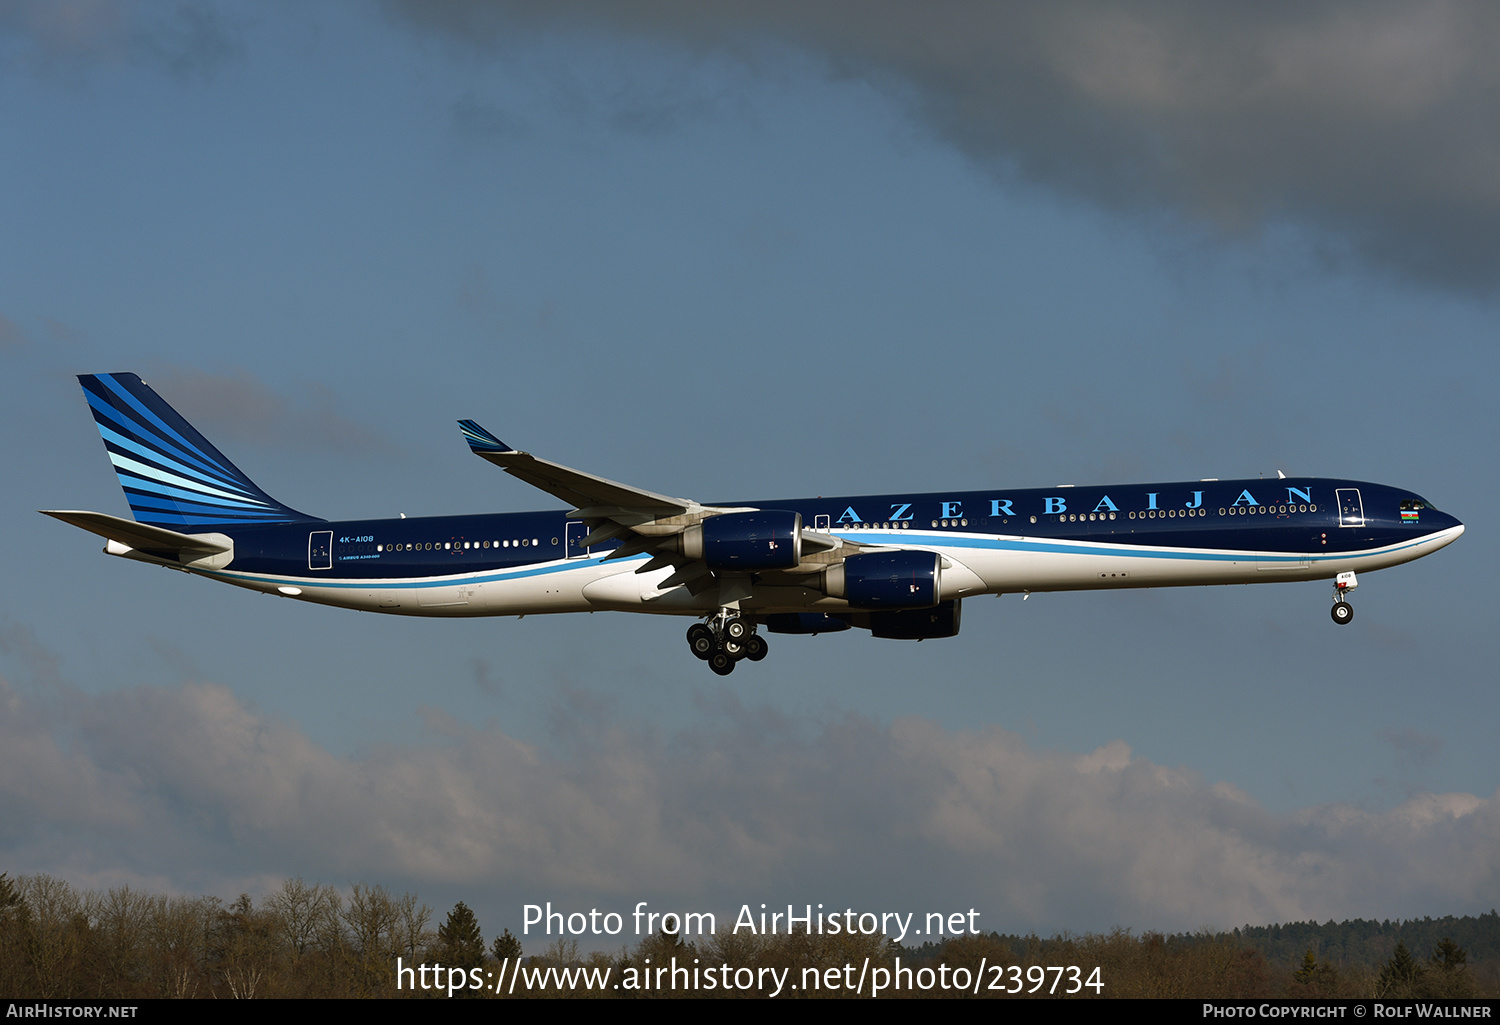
[745,635,768,662]
[1331,601,1354,625]
[687,624,715,659]
[723,638,747,660]
[725,618,749,641]
[709,650,735,675]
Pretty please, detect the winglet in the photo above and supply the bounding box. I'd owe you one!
[458,420,514,454]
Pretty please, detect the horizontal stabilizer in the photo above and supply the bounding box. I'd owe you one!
[41,509,232,556]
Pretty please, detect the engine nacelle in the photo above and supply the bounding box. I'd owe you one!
[675,510,802,571]
[824,549,940,609]
[763,612,852,635]
[865,600,962,640]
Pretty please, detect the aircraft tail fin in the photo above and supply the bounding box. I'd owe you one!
[76,373,322,530]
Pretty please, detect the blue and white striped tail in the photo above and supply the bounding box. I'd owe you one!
[78,373,321,530]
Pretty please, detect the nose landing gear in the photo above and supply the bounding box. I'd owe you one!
[685,612,768,674]
[1330,570,1357,625]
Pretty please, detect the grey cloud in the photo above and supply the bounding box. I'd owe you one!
[131,1,242,81]
[42,317,79,345]
[0,0,243,81]
[0,0,129,64]
[446,53,748,143]
[1382,726,1444,769]
[2,671,1495,933]
[469,657,502,697]
[0,313,24,350]
[0,676,140,844]
[450,92,534,141]
[144,366,394,456]
[390,1,1500,293]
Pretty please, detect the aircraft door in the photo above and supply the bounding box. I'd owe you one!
[566,521,589,559]
[308,531,333,570]
[1336,489,1365,528]
[815,514,830,531]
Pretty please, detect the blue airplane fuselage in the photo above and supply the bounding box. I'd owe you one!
[48,372,1463,670]
[198,477,1459,617]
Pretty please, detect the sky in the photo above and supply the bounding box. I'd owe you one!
[2,0,1498,947]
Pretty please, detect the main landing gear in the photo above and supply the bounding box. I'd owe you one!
[1330,570,1357,626]
[686,613,767,675]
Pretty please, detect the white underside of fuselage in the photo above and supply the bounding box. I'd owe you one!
[178,525,1464,619]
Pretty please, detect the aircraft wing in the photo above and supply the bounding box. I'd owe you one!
[458,420,693,516]
[458,422,873,594]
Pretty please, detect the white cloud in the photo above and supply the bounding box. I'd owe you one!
[1,670,1495,933]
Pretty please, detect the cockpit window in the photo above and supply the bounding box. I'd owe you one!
[1400,497,1439,512]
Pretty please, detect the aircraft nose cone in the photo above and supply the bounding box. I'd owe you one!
[1432,516,1464,550]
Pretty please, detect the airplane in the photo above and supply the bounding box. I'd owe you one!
[44,373,1464,676]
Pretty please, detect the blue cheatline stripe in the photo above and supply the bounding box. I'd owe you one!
[198,552,643,591]
[188,529,1451,595]
[834,529,1443,565]
[84,390,236,484]
[94,375,238,479]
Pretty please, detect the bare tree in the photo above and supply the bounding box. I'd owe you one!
[267,878,340,958]
[208,894,280,999]
[393,890,433,963]
[144,894,215,999]
[17,875,87,998]
[339,883,400,997]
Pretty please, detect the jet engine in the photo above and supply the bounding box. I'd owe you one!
[763,612,852,635]
[863,600,962,639]
[668,510,802,571]
[823,549,941,608]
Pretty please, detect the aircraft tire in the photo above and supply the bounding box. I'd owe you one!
[687,624,715,659]
[709,651,735,675]
[723,638,747,660]
[725,618,749,640]
[745,635,768,661]
[1331,601,1354,625]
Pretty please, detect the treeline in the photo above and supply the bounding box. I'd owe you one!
[0,872,1490,998]
[904,929,1485,1000]
[1225,912,1500,970]
[0,873,443,998]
